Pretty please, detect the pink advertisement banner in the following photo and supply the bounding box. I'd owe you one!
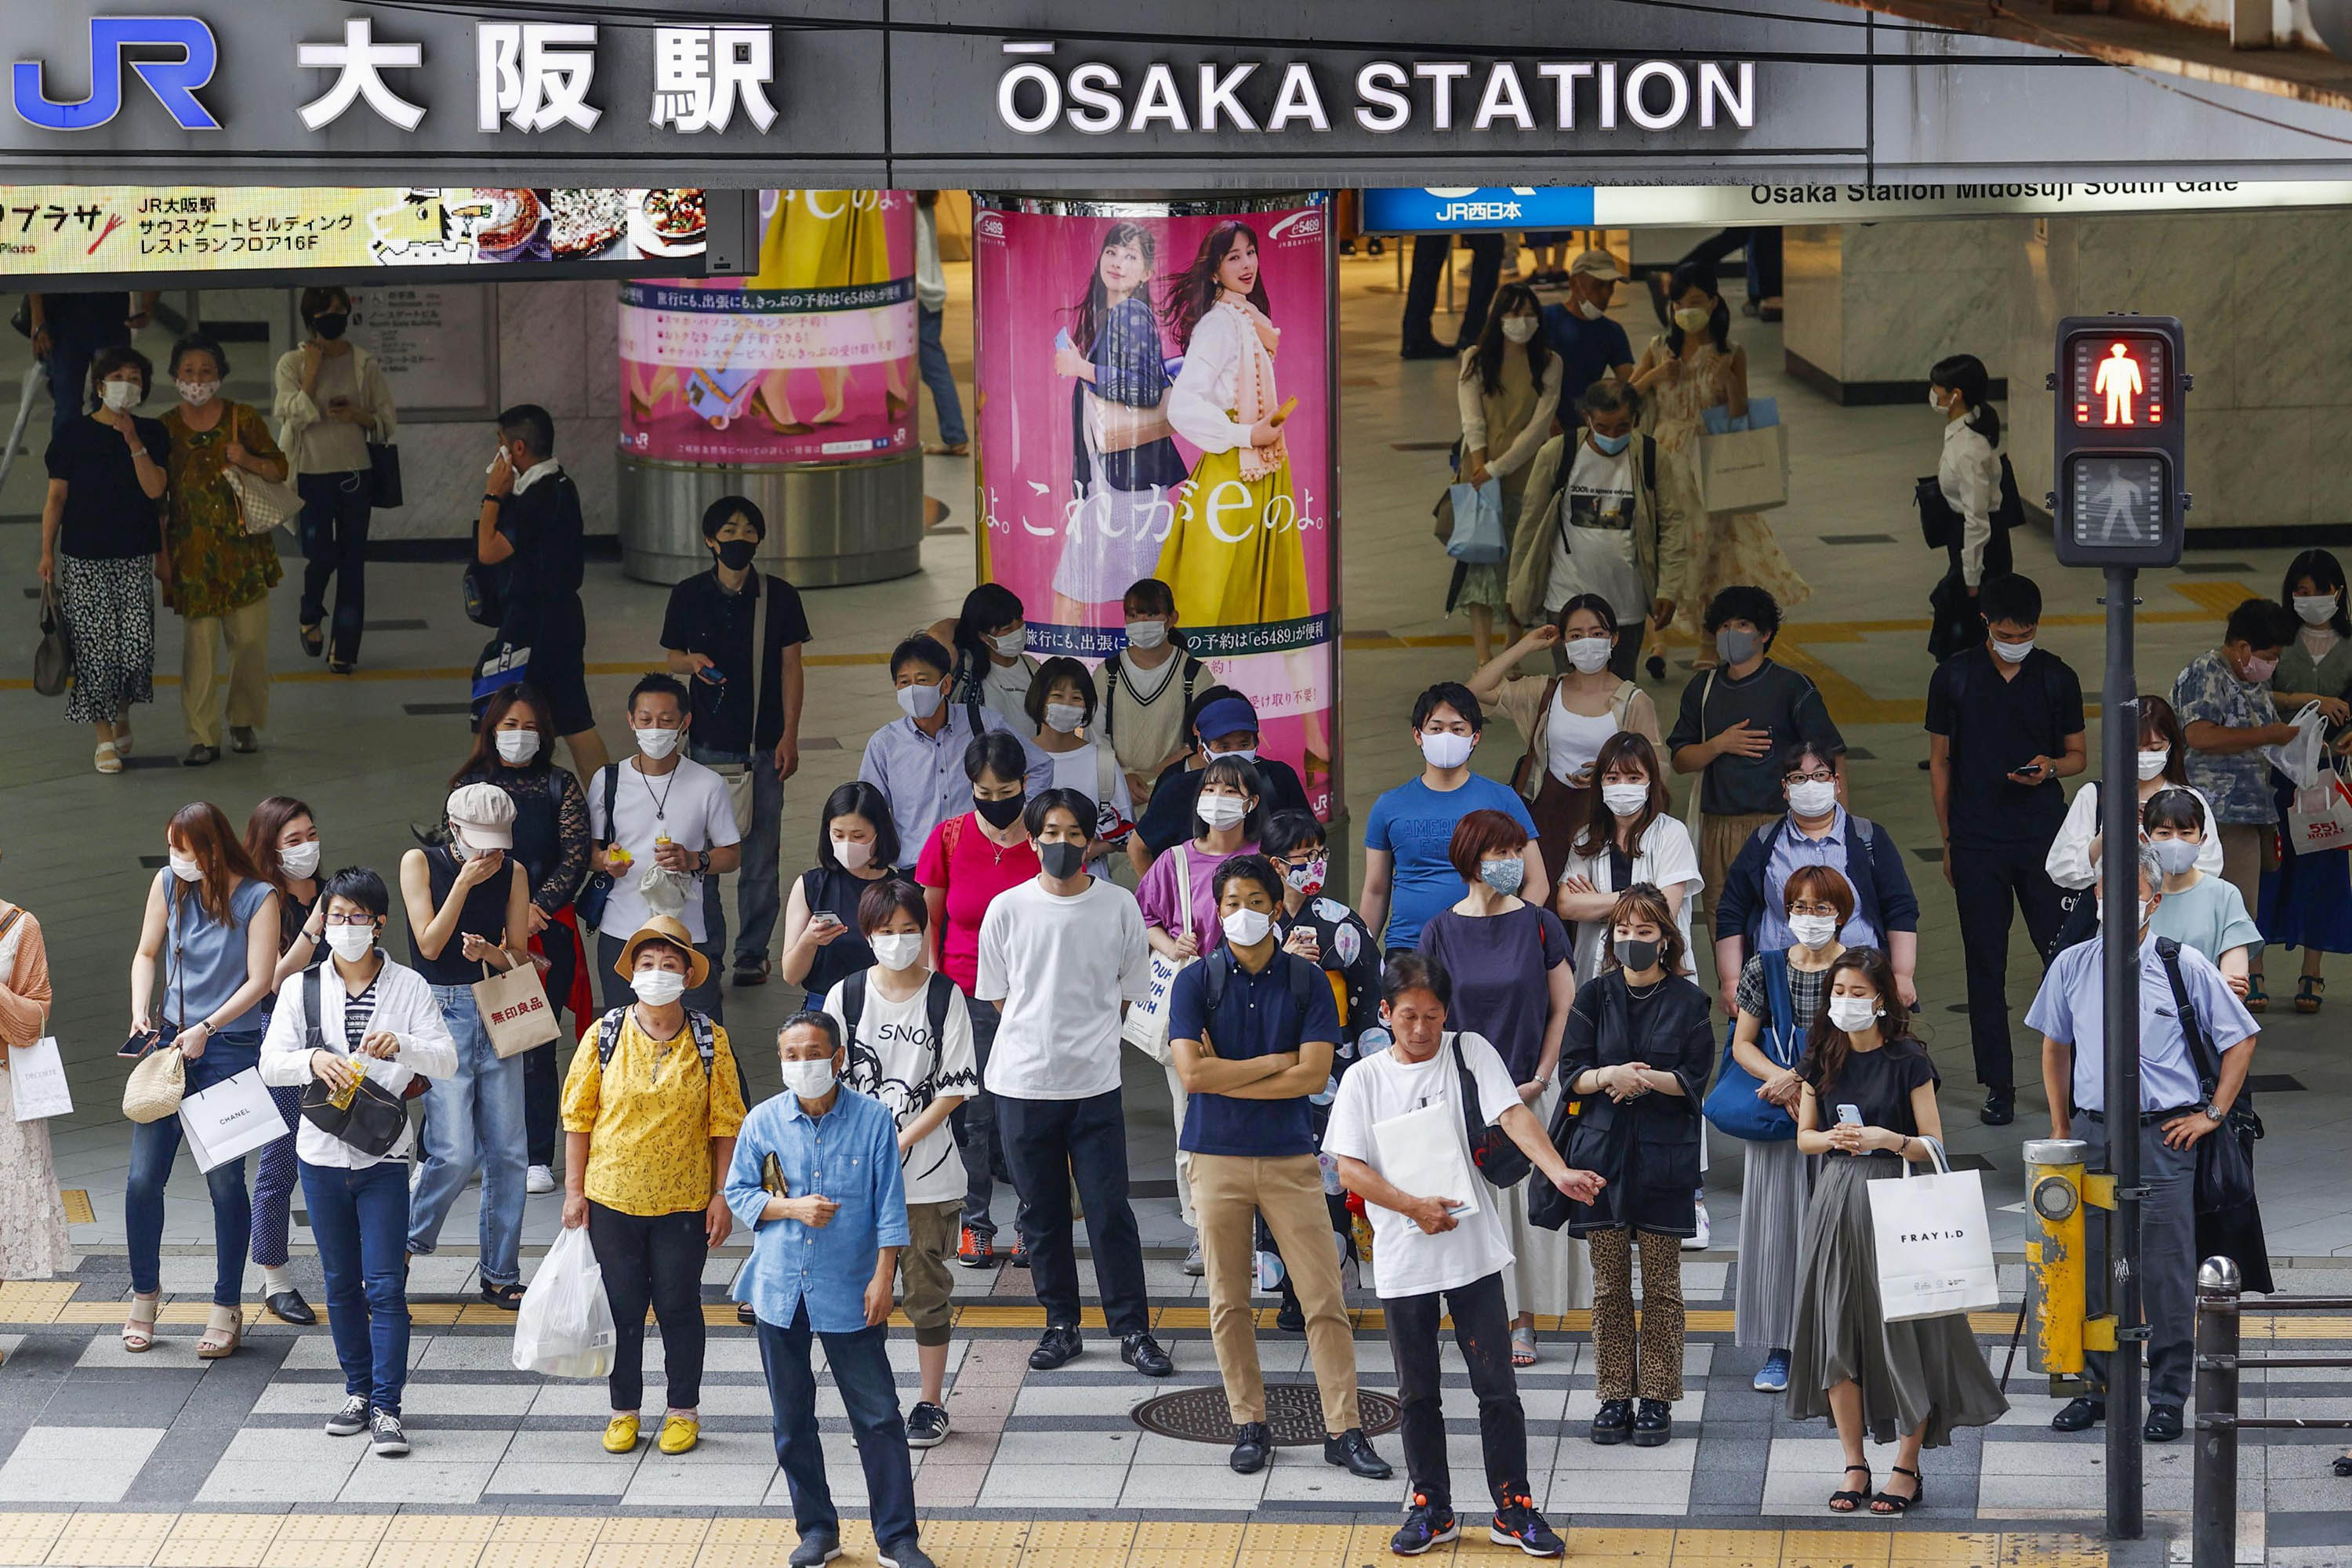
[972,195,1335,815]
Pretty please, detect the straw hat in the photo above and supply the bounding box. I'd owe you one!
[612,916,710,991]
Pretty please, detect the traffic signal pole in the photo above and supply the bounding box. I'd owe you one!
[2100,575,2144,1541]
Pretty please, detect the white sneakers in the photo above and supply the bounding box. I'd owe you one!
[526,1164,556,1195]
[1686,1197,1711,1251]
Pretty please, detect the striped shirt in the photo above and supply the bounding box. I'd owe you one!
[341,976,379,1051]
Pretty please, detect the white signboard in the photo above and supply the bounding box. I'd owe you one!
[344,282,498,421]
[1590,179,2352,228]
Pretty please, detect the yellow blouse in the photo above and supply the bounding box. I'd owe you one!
[560,1009,746,1218]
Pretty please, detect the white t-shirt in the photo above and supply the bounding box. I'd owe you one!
[1544,439,1645,619]
[975,877,1152,1100]
[586,757,742,943]
[1040,740,1137,843]
[981,657,1036,729]
[1559,815,1704,978]
[1321,1032,1523,1299]
[1544,690,1621,788]
[822,974,979,1207]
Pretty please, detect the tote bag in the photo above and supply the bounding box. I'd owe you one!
[1443,478,1507,564]
[9,1033,72,1122]
[1864,1137,2001,1322]
[1700,951,1798,1142]
[1696,412,1788,514]
[1119,844,1195,1063]
[2288,761,2352,856]
[179,1067,289,1173]
[475,960,562,1059]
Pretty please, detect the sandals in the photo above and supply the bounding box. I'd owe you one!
[122,1294,160,1352]
[196,1304,243,1359]
[480,1281,526,1311]
[1872,1465,1924,1515]
[93,741,122,775]
[1511,1325,1539,1367]
[2298,975,2326,1014]
[2247,975,2269,1014]
[1829,1465,1871,1512]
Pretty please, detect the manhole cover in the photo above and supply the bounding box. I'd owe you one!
[1133,1383,1402,1446]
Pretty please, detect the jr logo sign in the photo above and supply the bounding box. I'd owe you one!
[13,16,221,131]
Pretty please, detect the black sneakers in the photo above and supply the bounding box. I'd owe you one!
[1029,1324,1082,1370]
[905,1401,949,1448]
[1389,1498,1459,1556]
[325,1394,368,1437]
[1120,1331,1173,1377]
[368,1407,408,1457]
[1490,1497,1565,1558]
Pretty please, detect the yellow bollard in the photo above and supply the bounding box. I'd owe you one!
[2024,1138,2095,1384]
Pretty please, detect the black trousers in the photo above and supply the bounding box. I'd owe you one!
[996,1088,1150,1338]
[586,1201,709,1414]
[1951,837,2067,1090]
[296,470,372,666]
[523,920,578,1167]
[1403,234,1504,352]
[1387,1270,1527,1516]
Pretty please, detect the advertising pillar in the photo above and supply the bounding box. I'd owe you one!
[970,194,1339,818]
[616,189,923,586]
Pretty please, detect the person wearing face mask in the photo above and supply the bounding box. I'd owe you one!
[585,676,742,1019]
[162,333,288,765]
[1548,886,1715,1450]
[1446,283,1562,665]
[928,582,1040,731]
[2143,790,2260,996]
[1506,378,1687,684]
[1472,594,1664,855]
[2256,550,2352,1014]
[1922,354,2016,661]
[1632,263,1808,661]
[1127,688,1313,877]
[1924,572,2086,1125]
[1098,578,1206,811]
[258,867,457,1461]
[561,919,745,1458]
[245,796,328,1327]
[860,634,1027,872]
[274,286,393,673]
[1536,249,1638,411]
[1789,948,2004,1512]
[38,343,169,774]
[449,686,593,1194]
[1417,811,1577,1367]
[662,495,812,987]
[2028,843,2258,1443]
[1555,733,1704,984]
[783,782,909,999]
[1363,683,1546,956]
[1668,586,1846,906]
[821,880,977,1449]
[2172,597,2305,1007]
[1022,656,1134,861]
[915,734,1040,1270]
[975,789,1167,1378]
[1721,866,1856,1396]
[727,1011,935,1568]
[475,403,608,777]
[2046,694,2222,938]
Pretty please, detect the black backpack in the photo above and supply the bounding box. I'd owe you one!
[596,1005,716,1084]
[839,968,956,1086]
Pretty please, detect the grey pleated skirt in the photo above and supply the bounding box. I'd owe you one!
[1784,1153,2009,1446]
[1733,1137,1809,1349]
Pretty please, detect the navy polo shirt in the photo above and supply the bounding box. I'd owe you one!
[1166,946,1341,1158]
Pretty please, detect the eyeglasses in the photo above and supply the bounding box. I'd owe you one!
[1784,770,1835,785]
[322,914,375,927]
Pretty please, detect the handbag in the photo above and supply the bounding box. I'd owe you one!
[2288,759,2352,856]
[32,581,71,698]
[292,968,411,1157]
[2155,938,2262,1214]
[225,464,306,536]
[1701,950,1800,1142]
[1695,405,1788,514]
[123,891,192,1123]
[475,958,561,1059]
[1450,1033,1531,1189]
[576,764,622,930]
[367,440,403,509]
[1865,1135,2001,1322]
[463,558,506,628]
[1443,478,1508,564]
[1915,474,1958,552]
[179,1066,286,1173]
[1120,844,1195,1062]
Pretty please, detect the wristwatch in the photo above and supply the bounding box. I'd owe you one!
[481,493,503,507]
[696,849,712,873]
[2202,1101,2226,1122]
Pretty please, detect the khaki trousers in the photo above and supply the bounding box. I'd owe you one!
[1192,1151,1360,1433]
[181,596,270,747]
[1699,810,1781,920]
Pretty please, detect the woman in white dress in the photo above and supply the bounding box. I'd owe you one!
[1556,733,1704,980]
[0,888,72,1308]
[1022,656,1136,870]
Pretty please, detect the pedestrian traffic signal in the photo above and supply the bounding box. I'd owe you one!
[2051,314,2188,568]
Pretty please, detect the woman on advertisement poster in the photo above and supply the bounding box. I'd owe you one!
[752,189,909,432]
[1050,222,1186,626]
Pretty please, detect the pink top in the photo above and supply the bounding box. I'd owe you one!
[915,813,1040,995]
[1134,839,1260,953]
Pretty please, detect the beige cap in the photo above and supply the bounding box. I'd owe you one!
[1569,249,1624,282]
[445,782,515,850]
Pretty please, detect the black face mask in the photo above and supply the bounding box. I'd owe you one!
[1613,937,1661,974]
[311,313,349,341]
[1038,840,1087,880]
[974,793,1026,830]
[714,538,757,571]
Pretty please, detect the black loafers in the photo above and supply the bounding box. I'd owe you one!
[2145,1403,2184,1442]
[2052,1396,2105,1432]
[1324,1427,1393,1479]
[1982,1088,2016,1127]
[1121,1330,1174,1377]
[265,1289,315,1327]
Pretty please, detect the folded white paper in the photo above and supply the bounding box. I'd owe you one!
[1370,1100,1479,1220]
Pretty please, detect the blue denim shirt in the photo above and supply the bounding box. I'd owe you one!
[725,1087,909,1334]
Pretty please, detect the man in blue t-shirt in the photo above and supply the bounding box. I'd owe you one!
[1168,854,1390,1483]
[1363,683,1545,953]
[1537,250,1637,412]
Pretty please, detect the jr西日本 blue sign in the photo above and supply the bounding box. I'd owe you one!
[1360,187,1595,232]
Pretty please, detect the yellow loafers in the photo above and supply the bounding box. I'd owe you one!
[659,1415,700,1455]
[602,1414,641,1454]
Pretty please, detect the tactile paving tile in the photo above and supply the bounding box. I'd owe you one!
[1662,1528,1783,1566]
[1778,1528,1889,1568]
[694,1518,796,1567]
[1993,1534,2105,1568]
[154,1514,282,1568]
[913,1519,1026,1568]
[57,1191,93,1225]
[1563,1529,1675,1563]
[583,1518,708,1568]
[476,1518,599,1568]
[0,1282,74,1323]
[1127,1521,1242,1568]
[260,1515,389,1568]
[1882,1535,2004,1565]
[44,1512,175,1567]
[0,1513,69,1565]
[368,1515,492,1568]
[1234,1522,1348,1568]
[1019,1520,1134,1568]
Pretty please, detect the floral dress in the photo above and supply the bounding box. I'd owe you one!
[162,401,285,620]
[1638,336,1809,641]
[0,902,71,1279]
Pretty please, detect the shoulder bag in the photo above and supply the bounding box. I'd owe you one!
[33,581,71,698]
[1119,843,1195,1062]
[1702,950,1800,1142]
[223,406,304,535]
[1508,677,1562,802]
[1450,1032,1532,1189]
[122,885,188,1123]
[294,967,410,1157]
[2156,938,2262,1214]
[575,765,622,930]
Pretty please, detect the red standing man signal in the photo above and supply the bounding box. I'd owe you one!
[2096,342,2143,426]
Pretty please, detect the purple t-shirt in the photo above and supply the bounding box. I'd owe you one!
[1135,839,1259,952]
[1417,902,1573,1083]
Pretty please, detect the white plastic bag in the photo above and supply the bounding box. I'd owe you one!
[512,1225,617,1378]
[1443,478,1507,564]
[2263,700,2328,789]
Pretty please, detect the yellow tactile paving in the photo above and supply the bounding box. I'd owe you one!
[1127,1519,1243,1568]
[1887,1536,2004,1565]
[918,1519,1028,1567]
[1235,1521,1346,1568]
[152,1514,282,1568]
[43,1513,174,1568]
[1668,1528,1786,1566]
[1572,1528,1677,1561]
[368,1515,494,1568]
[260,1516,389,1568]
[691,1518,802,1568]
[1020,1520,1134,1568]
[1780,1528,1890,1567]
[475,1518,599,1568]
[56,1191,93,1225]
[1992,1536,2104,1568]
[0,1282,74,1323]
[583,1518,707,1568]
[0,1512,71,1563]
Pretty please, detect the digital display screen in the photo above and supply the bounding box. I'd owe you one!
[2067,454,2168,549]
[2071,332,2166,428]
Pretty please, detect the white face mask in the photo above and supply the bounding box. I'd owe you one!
[898,683,946,721]
[1577,297,1605,321]
[1044,702,1087,735]
[831,835,873,871]
[1563,636,1613,673]
[278,840,321,880]
[1197,793,1249,832]
[1124,619,1167,650]
[632,968,688,1007]
[989,627,1027,659]
[1991,637,2034,664]
[325,924,376,962]
[1672,306,1711,333]
[168,851,203,883]
[100,379,140,411]
[1500,316,1538,343]
[1419,731,1475,770]
[633,725,682,760]
[176,379,219,407]
[780,1056,837,1099]
[1222,906,1274,947]
[1929,388,1950,412]
[1788,779,1838,818]
[1788,913,1839,950]
[2136,747,2171,782]
[2152,838,2201,877]
[869,932,924,971]
[1826,994,1879,1033]
[2104,897,2153,931]
[2296,593,2340,626]
[495,729,540,764]
[1602,782,1650,818]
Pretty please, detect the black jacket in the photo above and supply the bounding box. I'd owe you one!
[1537,968,1714,1238]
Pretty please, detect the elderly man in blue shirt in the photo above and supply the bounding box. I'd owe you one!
[728,1010,930,1568]
[2026,840,2258,1446]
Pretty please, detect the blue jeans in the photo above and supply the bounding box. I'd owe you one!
[301,1160,412,1414]
[757,1305,917,1552]
[125,1031,263,1305]
[405,985,528,1287]
[691,743,784,967]
[916,305,967,448]
[296,470,372,666]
